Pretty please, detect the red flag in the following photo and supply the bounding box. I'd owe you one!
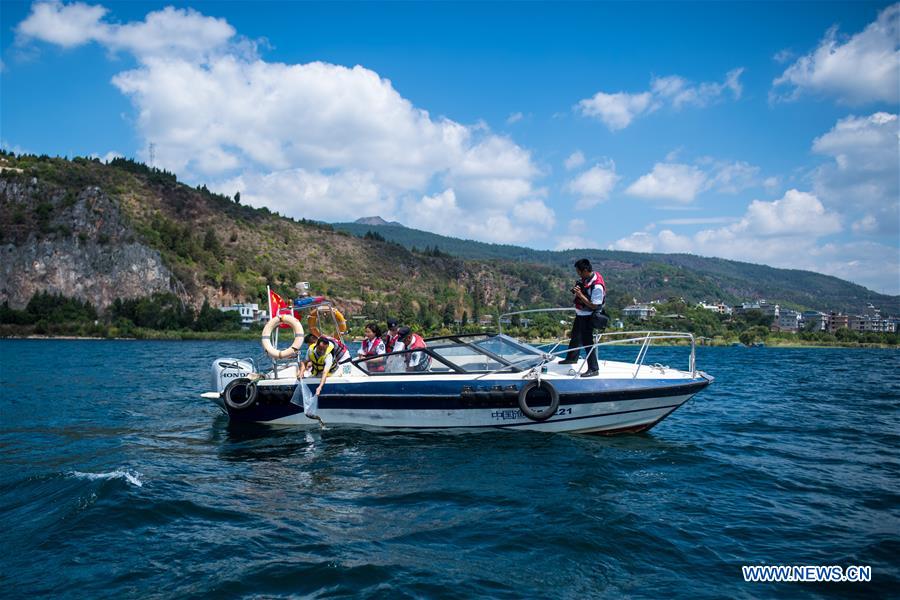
[268,286,294,328]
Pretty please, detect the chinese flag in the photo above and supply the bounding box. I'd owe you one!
[268,286,294,328]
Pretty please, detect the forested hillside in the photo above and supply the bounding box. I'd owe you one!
[334,221,898,315]
[0,153,570,331]
[1,151,895,341]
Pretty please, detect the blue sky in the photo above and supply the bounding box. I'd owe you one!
[2,1,898,294]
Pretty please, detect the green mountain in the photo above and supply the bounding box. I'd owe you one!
[334,220,899,315]
[0,153,571,329]
[0,151,893,332]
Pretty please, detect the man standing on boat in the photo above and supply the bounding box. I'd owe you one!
[560,258,606,377]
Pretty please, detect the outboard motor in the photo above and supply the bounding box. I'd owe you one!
[211,358,255,394]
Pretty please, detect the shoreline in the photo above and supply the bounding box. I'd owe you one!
[2,333,896,349]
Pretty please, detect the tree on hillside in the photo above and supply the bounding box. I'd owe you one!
[195,299,241,331]
[26,291,97,323]
[203,228,221,254]
[442,303,455,326]
[736,309,774,328]
[739,325,770,346]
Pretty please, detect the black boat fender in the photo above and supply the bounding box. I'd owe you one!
[518,380,560,422]
[224,377,258,410]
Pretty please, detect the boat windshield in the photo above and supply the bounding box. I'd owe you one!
[352,333,545,375]
[468,334,544,367]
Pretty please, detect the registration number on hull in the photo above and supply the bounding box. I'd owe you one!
[491,407,573,421]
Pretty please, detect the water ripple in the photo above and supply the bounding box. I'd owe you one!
[1,340,897,598]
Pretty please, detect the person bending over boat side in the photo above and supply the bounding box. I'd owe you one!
[358,322,387,372]
[560,258,606,377]
[298,333,351,395]
[398,326,431,372]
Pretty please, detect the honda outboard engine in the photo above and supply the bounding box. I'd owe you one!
[211,358,255,394]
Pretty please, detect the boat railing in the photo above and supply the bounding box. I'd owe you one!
[594,330,696,378]
[488,308,697,379]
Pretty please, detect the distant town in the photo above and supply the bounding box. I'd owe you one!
[621,300,899,334]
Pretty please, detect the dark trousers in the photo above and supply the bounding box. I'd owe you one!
[565,315,598,371]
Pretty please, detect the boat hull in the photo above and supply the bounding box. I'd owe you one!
[212,375,711,434]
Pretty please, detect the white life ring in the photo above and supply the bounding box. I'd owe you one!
[261,314,305,359]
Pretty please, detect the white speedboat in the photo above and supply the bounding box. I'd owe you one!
[202,309,713,434]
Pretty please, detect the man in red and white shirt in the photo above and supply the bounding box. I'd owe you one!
[560,258,606,377]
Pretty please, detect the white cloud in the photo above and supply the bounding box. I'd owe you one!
[216,169,392,222]
[1,139,32,155]
[664,148,683,162]
[651,68,743,109]
[401,189,555,244]
[772,3,900,105]
[812,112,899,233]
[627,158,767,203]
[16,2,548,239]
[657,217,737,226]
[626,163,708,203]
[568,218,586,233]
[773,49,795,64]
[555,218,597,250]
[707,160,760,194]
[738,189,841,236]
[577,91,655,131]
[808,241,900,295]
[17,2,237,61]
[812,112,898,186]
[564,150,585,171]
[851,214,878,234]
[566,161,620,209]
[103,7,238,61]
[614,189,844,252]
[577,69,744,130]
[90,150,123,163]
[17,1,108,48]
[609,231,656,253]
[506,112,524,124]
[444,135,542,209]
[607,189,900,293]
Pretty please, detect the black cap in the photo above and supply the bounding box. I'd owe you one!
[397,326,411,338]
[387,318,398,328]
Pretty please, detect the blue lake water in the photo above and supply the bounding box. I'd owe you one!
[1,339,898,598]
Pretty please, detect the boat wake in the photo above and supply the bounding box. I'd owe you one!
[68,469,144,488]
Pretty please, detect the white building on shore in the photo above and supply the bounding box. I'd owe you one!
[697,301,732,315]
[776,309,801,331]
[219,303,267,326]
[623,304,657,320]
[801,310,827,332]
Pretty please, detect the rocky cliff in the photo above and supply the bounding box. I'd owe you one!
[0,178,177,310]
